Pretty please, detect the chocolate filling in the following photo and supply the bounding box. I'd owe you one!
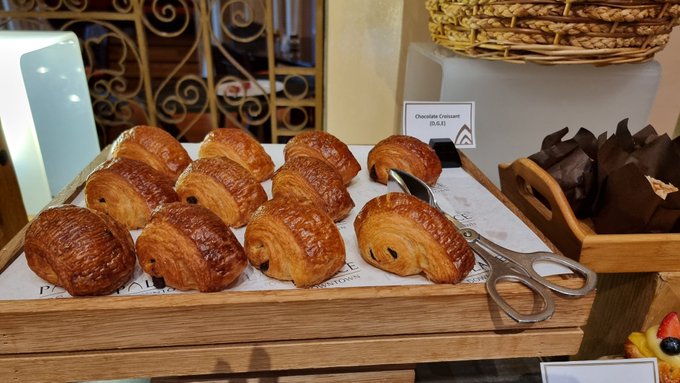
[369,165,377,180]
[152,276,166,289]
[186,196,198,204]
[259,261,269,272]
[387,247,398,259]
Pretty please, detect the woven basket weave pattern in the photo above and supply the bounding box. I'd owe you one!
[427,0,680,64]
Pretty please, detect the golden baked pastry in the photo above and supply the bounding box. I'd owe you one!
[85,157,179,229]
[199,128,274,181]
[111,125,191,181]
[244,198,346,287]
[176,157,267,228]
[24,204,136,296]
[272,156,354,222]
[625,311,680,383]
[283,130,360,185]
[367,135,442,186]
[646,175,679,200]
[354,193,474,284]
[136,202,247,292]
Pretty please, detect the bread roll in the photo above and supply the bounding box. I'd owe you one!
[283,130,360,185]
[24,205,136,296]
[85,157,179,229]
[272,156,354,222]
[244,198,346,287]
[136,203,247,292]
[176,157,267,228]
[111,125,191,180]
[367,135,442,186]
[354,193,474,284]
[199,128,274,181]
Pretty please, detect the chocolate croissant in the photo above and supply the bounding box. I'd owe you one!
[176,157,268,228]
[272,156,354,222]
[199,128,275,181]
[24,205,136,296]
[368,135,442,186]
[354,193,474,284]
[85,157,179,229]
[283,130,360,185]
[111,125,191,181]
[136,202,247,292]
[244,198,346,287]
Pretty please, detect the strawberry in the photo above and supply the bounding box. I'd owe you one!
[657,311,680,339]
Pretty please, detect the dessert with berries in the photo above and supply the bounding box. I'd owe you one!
[625,311,680,383]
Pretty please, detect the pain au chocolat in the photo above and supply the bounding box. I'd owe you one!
[199,128,275,182]
[24,204,136,296]
[367,135,442,186]
[283,130,360,185]
[244,198,346,287]
[175,157,267,228]
[85,157,179,229]
[354,193,474,284]
[136,203,247,292]
[272,156,354,222]
[111,125,191,181]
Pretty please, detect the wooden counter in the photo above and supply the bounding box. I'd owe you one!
[0,147,595,382]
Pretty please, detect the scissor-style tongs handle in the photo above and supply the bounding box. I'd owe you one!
[473,234,597,297]
[464,232,555,323]
[386,168,597,324]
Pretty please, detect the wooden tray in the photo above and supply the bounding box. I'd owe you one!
[0,148,595,383]
[499,158,680,273]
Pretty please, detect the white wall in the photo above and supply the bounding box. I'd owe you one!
[325,0,679,143]
[325,0,406,144]
[649,28,680,137]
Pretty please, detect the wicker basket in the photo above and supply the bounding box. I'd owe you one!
[427,0,680,64]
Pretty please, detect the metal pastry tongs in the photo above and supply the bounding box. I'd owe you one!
[387,168,597,323]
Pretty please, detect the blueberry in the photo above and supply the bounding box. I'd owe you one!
[661,337,680,355]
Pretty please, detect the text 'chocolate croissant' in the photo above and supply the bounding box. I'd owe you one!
[136,203,248,292]
[24,205,136,296]
[244,198,346,287]
[354,193,474,284]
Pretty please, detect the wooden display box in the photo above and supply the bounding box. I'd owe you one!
[499,158,680,273]
[0,148,595,383]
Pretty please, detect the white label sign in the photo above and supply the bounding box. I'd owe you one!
[541,358,659,383]
[403,101,475,148]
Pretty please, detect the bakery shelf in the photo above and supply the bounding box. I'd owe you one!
[499,158,680,273]
[0,146,594,383]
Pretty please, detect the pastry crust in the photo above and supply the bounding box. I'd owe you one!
[272,156,354,222]
[136,202,247,292]
[283,131,360,185]
[24,205,136,296]
[199,128,275,181]
[244,198,346,287]
[85,157,179,229]
[625,339,680,383]
[354,193,474,284]
[176,157,268,228]
[111,125,191,181]
[367,135,442,186]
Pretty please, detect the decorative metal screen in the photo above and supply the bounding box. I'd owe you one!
[0,0,324,145]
